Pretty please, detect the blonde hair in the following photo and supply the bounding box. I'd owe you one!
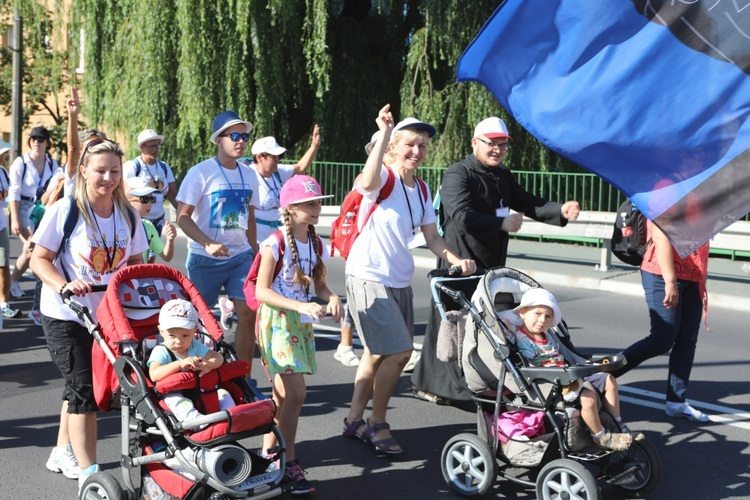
[384,128,430,166]
[281,208,326,289]
[74,140,138,233]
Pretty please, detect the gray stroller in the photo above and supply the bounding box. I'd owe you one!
[429,267,661,499]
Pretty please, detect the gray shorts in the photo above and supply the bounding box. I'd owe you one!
[346,275,414,356]
[0,226,8,267]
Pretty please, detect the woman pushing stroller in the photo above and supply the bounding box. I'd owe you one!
[502,288,643,451]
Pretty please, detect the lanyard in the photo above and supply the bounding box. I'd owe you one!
[400,176,425,233]
[260,173,281,209]
[215,157,247,215]
[139,157,162,188]
[87,199,118,272]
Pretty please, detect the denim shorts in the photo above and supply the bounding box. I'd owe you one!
[186,248,254,308]
[42,314,97,414]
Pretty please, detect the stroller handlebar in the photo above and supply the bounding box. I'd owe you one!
[62,285,108,323]
[427,266,463,279]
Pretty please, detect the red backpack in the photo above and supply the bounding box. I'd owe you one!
[243,230,324,311]
[330,166,428,259]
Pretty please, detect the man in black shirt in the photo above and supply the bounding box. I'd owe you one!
[412,117,580,405]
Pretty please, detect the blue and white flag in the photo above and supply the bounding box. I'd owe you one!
[457,0,750,257]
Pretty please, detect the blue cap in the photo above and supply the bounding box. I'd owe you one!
[210,111,253,144]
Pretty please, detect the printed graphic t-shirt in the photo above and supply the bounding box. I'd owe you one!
[32,198,149,325]
[177,158,259,258]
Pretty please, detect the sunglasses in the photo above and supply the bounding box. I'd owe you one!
[30,136,47,142]
[219,132,250,143]
[79,138,110,166]
[131,195,157,204]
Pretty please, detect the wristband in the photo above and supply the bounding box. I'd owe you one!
[59,283,67,295]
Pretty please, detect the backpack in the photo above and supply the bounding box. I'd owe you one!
[611,199,649,266]
[56,196,138,281]
[243,229,324,311]
[134,158,169,180]
[433,185,444,237]
[329,166,428,259]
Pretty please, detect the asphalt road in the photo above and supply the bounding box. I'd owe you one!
[1,235,749,499]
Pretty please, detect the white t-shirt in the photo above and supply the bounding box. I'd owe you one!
[250,164,295,243]
[8,154,59,202]
[176,157,259,258]
[0,166,9,232]
[32,197,149,325]
[260,230,329,303]
[345,168,435,288]
[123,157,176,220]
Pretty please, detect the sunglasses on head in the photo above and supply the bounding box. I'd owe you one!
[131,195,157,204]
[219,132,249,143]
[79,138,111,166]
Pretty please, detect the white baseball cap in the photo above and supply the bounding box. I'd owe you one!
[391,117,437,139]
[513,288,561,326]
[126,177,158,197]
[159,299,199,330]
[473,117,511,140]
[136,129,165,149]
[251,136,287,156]
[363,131,381,155]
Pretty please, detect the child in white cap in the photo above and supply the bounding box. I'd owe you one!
[147,299,234,427]
[506,288,641,451]
[126,177,176,263]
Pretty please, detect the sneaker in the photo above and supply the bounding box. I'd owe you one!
[46,444,81,479]
[402,349,421,373]
[28,309,42,327]
[10,281,24,298]
[218,296,236,330]
[665,401,710,422]
[261,447,280,472]
[742,263,750,275]
[78,464,101,492]
[1,305,20,318]
[333,346,360,367]
[286,460,315,495]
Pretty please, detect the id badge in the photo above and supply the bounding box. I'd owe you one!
[299,314,320,324]
[496,207,510,218]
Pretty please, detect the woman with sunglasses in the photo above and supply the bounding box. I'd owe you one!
[7,126,60,309]
[30,139,148,489]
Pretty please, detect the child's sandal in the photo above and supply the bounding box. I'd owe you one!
[620,425,645,442]
[595,431,632,451]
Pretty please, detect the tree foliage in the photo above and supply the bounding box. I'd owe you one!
[0,0,75,159]
[66,0,579,175]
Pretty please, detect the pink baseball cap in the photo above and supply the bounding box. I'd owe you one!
[280,175,333,208]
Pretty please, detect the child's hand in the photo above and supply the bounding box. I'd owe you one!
[196,358,215,376]
[327,295,343,323]
[162,221,176,241]
[297,302,325,321]
[180,356,202,371]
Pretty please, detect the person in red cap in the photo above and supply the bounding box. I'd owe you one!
[411,116,581,406]
[254,174,341,495]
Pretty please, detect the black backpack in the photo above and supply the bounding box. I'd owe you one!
[611,199,648,266]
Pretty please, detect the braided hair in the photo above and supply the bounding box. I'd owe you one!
[281,208,327,288]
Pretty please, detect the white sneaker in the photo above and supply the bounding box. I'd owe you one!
[402,349,421,373]
[333,346,360,367]
[10,281,24,298]
[218,296,236,330]
[46,444,81,479]
[78,464,101,492]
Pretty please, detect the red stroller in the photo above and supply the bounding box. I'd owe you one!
[71,264,290,499]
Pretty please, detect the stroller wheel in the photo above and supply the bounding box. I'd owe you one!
[536,458,600,500]
[608,439,662,498]
[441,433,497,497]
[79,471,125,500]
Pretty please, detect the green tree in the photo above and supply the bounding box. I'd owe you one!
[0,0,75,160]
[73,1,577,175]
